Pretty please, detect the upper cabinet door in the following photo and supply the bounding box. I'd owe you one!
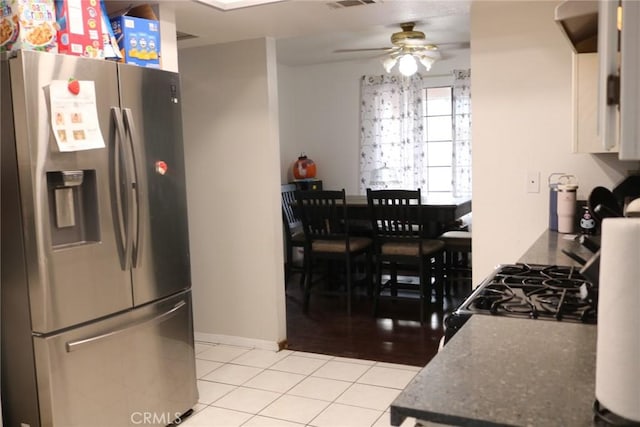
[597,0,619,152]
[620,0,640,160]
[596,0,640,159]
[117,64,192,306]
[573,53,618,154]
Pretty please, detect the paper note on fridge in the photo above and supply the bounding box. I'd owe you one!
[49,80,106,152]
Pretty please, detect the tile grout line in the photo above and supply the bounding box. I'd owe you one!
[191,346,419,426]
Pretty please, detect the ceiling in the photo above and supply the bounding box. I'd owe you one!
[166,0,471,66]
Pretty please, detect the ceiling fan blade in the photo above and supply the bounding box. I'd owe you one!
[400,39,432,47]
[333,47,393,53]
[438,41,471,50]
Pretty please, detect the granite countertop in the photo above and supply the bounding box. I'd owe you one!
[518,229,598,267]
[390,315,597,426]
[389,229,600,426]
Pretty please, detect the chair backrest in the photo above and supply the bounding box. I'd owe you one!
[295,189,348,242]
[366,188,423,242]
[281,184,302,237]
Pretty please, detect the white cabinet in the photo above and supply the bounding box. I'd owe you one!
[572,53,619,153]
[597,0,640,160]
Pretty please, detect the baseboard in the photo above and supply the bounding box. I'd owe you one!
[194,331,281,351]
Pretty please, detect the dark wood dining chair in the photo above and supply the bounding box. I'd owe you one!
[295,189,372,315]
[281,184,306,287]
[366,188,445,323]
[438,229,472,296]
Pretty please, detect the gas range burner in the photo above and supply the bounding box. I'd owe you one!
[455,263,598,324]
[495,264,532,276]
[542,277,585,290]
[540,265,581,279]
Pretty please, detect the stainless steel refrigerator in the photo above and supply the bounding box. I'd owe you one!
[1,50,198,426]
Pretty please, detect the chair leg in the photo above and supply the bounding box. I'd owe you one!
[433,254,444,306]
[435,252,445,304]
[365,251,373,298]
[285,244,293,286]
[297,248,306,291]
[303,254,312,314]
[444,250,453,297]
[345,254,352,316]
[444,249,472,297]
[419,257,426,324]
[390,262,398,298]
[372,256,382,317]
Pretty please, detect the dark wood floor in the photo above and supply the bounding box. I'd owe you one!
[284,272,470,367]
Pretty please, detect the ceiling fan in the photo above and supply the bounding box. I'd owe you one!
[334,22,461,76]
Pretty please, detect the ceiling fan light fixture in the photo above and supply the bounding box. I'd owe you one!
[338,23,450,76]
[418,55,436,71]
[398,54,418,76]
[382,56,398,73]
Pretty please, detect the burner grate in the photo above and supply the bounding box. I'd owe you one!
[456,263,597,323]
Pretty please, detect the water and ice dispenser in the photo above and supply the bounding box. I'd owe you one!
[47,170,100,247]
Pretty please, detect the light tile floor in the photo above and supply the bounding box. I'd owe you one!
[180,342,419,427]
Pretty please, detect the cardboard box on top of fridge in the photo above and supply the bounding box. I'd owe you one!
[0,0,57,54]
[109,4,160,68]
[99,0,121,60]
[54,0,102,58]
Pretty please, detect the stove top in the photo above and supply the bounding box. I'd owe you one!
[444,263,597,343]
[458,263,597,322]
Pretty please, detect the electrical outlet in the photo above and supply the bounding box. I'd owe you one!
[527,171,540,193]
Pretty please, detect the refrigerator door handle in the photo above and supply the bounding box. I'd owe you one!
[65,300,187,352]
[122,108,143,268]
[111,107,133,271]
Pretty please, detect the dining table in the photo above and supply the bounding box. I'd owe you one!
[344,194,472,238]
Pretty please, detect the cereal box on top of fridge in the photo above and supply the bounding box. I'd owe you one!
[55,0,103,58]
[100,0,121,60]
[109,4,160,68]
[0,0,57,53]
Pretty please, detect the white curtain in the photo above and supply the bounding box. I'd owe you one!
[358,74,425,193]
[452,69,472,197]
[358,70,472,197]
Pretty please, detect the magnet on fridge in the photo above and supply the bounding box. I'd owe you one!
[155,160,168,175]
[67,78,80,95]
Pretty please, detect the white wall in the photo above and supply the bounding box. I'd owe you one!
[175,0,640,347]
[179,38,286,350]
[471,1,638,283]
[278,54,471,192]
[157,3,178,72]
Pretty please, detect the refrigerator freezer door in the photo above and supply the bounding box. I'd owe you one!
[117,65,191,306]
[31,291,197,427]
[6,51,133,333]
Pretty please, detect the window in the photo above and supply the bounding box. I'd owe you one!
[423,86,453,193]
[359,71,471,197]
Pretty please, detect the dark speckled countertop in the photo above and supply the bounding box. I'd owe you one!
[389,229,599,427]
[517,229,598,267]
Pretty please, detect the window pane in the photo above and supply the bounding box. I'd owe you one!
[428,167,452,192]
[426,87,452,116]
[427,142,452,167]
[427,116,452,141]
